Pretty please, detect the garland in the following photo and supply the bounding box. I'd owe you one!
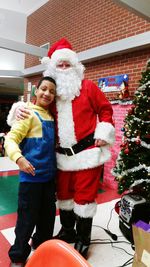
[130,179,150,188]
[112,163,150,177]
[127,138,150,149]
[133,116,150,124]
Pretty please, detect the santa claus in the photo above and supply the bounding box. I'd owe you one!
[7,38,115,258]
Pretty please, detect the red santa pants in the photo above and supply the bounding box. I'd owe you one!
[56,166,103,205]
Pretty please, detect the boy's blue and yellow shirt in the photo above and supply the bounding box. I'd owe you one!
[4,103,56,182]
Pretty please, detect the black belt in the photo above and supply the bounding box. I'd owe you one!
[57,132,95,156]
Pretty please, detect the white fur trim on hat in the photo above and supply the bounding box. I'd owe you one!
[57,199,74,210]
[7,101,27,126]
[74,201,97,218]
[94,122,115,145]
[51,48,79,66]
[40,56,51,65]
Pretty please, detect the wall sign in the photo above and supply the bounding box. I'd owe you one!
[98,74,129,93]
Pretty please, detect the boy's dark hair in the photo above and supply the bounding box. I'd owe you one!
[37,76,56,88]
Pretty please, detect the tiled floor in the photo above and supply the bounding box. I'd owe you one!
[0,157,134,267]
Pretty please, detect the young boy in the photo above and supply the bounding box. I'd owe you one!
[4,76,57,267]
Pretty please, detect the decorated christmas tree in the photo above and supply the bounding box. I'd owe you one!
[112,60,150,198]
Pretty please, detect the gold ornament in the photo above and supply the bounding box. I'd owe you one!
[117,175,123,181]
[126,132,131,137]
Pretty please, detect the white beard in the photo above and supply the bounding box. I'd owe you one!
[55,68,82,101]
[44,62,85,101]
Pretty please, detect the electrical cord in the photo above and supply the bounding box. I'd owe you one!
[111,242,134,257]
[92,224,118,240]
[106,206,115,229]
[106,207,125,238]
[91,226,134,256]
[91,238,133,249]
[116,257,133,267]
[91,204,134,267]
[90,238,134,266]
[92,206,118,240]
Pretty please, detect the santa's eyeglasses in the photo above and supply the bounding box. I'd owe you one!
[56,61,71,69]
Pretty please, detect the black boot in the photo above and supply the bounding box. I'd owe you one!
[74,216,92,259]
[54,210,77,243]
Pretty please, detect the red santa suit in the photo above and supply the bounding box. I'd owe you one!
[55,78,115,217]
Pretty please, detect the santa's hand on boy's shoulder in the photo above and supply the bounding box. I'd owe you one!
[16,106,31,120]
[16,156,35,176]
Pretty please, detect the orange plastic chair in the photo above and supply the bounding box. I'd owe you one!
[25,239,92,267]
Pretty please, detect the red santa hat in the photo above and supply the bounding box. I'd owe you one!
[42,38,79,66]
[47,38,72,57]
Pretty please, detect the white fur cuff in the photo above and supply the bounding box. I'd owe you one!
[94,122,115,145]
[7,101,27,126]
[57,199,74,210]
[74,202,97,218]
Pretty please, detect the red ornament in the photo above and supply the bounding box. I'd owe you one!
[135,139,141,145]
[120,142,126,148]
[128,108,133,115]
[124,148,129,154]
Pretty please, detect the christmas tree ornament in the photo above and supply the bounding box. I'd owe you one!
[126,132,131,137]
[128,109,133,115]
[117,175,123,181]
[135,139,141,145]
[124,148,129,154]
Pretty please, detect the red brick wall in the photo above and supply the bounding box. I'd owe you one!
[25,0,150,69]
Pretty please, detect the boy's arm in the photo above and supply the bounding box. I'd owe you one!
[5,117,35,176]
[4,117,31,162]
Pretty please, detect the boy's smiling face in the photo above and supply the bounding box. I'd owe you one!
[35,80,56,109]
